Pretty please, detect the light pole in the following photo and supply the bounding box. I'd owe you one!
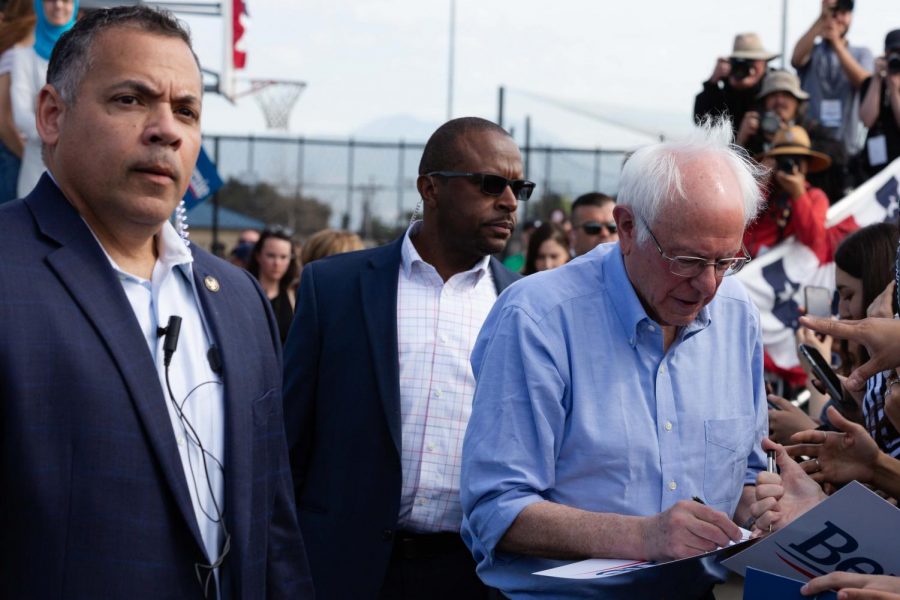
[447,0,456,120]
[781,0,789,69]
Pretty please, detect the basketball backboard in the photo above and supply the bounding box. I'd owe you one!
[80,0,243,101]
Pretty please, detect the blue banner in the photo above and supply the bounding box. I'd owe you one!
[183,146,224,210]
[744,568,837,600]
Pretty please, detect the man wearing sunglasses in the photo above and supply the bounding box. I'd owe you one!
[570,192,618,257]
[283,117,525,599]
[461,119,770,598]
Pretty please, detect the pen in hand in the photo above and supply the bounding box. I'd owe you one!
[766,449,777,533]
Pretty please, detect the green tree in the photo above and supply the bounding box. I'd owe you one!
[215,178,331,236]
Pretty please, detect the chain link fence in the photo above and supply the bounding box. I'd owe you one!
[203,134,631,236]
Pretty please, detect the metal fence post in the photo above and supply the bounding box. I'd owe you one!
[344,139,355,230]
[397,140,406,225]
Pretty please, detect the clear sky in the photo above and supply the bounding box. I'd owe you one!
[183,0,898,149]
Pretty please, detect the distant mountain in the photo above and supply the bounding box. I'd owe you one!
[352,114,441,143]
[207,104,695,230]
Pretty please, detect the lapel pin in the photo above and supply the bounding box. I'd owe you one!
[204,275,220,292]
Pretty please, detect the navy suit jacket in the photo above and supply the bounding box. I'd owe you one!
[0,175,313,599]
[282,236,520,599]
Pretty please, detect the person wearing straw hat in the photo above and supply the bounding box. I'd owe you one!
[860,28,900,178]
[738,69,847,203]
[743,125,833,259]
[694,32,779,136]
[792,0,873,161]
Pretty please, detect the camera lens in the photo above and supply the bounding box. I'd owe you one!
[729,59,751,80]
[776,156,798,174]
[888,54,900,75]
[760,112,781,136]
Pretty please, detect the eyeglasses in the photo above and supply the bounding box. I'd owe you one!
[579,221,617,235]
[427,171,536,201]
[641,218,751,277]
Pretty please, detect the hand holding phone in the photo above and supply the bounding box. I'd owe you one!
[798,343,855,412]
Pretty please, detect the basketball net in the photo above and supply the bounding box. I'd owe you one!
[247,80,306,131]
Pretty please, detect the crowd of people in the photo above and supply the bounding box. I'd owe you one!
[225,226,363,344]
[1,1,900,599]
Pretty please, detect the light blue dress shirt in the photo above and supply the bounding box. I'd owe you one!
[89,220,226,581]
[460,243,768,599]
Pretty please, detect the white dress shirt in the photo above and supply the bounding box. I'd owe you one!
[396,221,497,533]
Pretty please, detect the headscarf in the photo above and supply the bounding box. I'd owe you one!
[33,0,78,61]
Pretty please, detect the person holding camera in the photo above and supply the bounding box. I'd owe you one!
[743,125,832,258]
[792,0,873,169]
[694,33,779,135]
[737,70,808,153]
[860,29,900,177]
[737,70,847,203]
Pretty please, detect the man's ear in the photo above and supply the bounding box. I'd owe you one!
[614,205,636,255]
[36,84,65,147]
[416,173,440,211]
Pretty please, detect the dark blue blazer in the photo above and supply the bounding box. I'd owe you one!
[282,236,520,599]
[0,176,313,599]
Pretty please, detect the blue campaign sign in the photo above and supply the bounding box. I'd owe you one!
[723,482,900,581]
[744,568,837,600]
[183,147,224,210]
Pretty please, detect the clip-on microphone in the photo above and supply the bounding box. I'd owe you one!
[157,315,183,367]
[158,316,222,374]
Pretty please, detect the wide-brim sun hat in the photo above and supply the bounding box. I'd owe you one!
[757,69,810,101]
[757,126,832,174]
[730,33,780,62]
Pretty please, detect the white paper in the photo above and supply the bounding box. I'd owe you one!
[820,99,843,128]
[868,135,889,167]
[535,528,752,579]
[722,481,900,581]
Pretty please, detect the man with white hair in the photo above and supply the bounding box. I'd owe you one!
[460,119,769,598]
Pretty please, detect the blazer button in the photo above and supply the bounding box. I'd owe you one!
[382,529,394,541]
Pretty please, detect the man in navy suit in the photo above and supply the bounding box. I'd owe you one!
[0,6,311,598]
[283,117,529,599]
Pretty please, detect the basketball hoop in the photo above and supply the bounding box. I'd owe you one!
[238,79,307,131]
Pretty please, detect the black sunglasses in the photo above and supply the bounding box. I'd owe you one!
[427,171,535,201]
[580,221,617,235]
[264,224,295,238]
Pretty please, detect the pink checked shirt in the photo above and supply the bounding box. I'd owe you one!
[396,222,498,533]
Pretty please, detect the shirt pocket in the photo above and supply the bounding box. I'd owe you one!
[703,417,753,506]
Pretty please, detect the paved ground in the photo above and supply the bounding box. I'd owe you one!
[714,572,744,599]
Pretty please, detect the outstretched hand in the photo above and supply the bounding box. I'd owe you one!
[750,438,825,535]
[787,406,879,487]
[802,571,900,598]
[768,394,818,445]
[799,316,900,391]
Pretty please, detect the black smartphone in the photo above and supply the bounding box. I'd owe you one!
[804,285,833,318]
[798,343,853,410]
